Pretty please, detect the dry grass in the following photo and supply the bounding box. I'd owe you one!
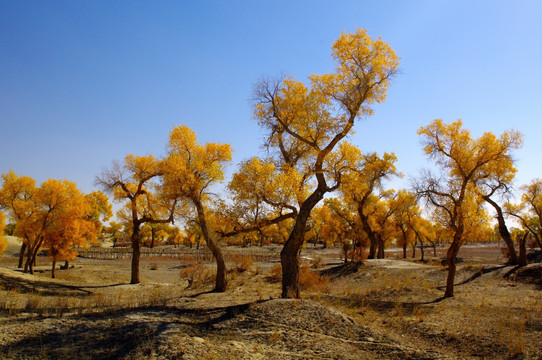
[0,247,540,359]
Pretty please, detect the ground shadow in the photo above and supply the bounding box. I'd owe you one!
[435,265,507,291]
[0,272,93,297]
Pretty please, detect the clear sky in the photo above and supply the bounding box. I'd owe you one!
[1,1,541,197]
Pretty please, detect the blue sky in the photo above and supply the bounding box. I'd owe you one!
[1,1,541,197]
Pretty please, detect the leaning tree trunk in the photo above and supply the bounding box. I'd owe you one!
[130,226,142,284]
[194,200,227,292]
[18,242,27,268]
[358,209,378,259]
[484,196,518,265]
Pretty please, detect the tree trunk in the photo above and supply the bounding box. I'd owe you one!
[281,187,324,298]
[150,232,155,249]
[51,254,57,279]
[401,228,407,259]
[358,207,378,259]
[26,238,44,275]
[420,239,425,262]
[194,199,227,292]
[412,241,416,258]
[444,240,461,298]
[518,233,527,267]
[484,196,518,265]
[376,236,385,259]
[60,260,69,269]
[18,242,27,268]
[130,226,141,284]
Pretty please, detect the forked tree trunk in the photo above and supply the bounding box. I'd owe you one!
[25,238,44,274]
[194,200,227,292]
[359,209,378,259]
[130,226,141,284]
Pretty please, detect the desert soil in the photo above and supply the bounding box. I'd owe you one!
[0,238,541,359]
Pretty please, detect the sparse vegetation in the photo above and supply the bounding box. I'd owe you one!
[0,244,540,359]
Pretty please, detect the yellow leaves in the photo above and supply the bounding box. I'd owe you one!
[418,119,523,183]
[125,154,160,183]
[164,125,232,201]
[340,147,400,206]
[0,211,6,254]
[1,171,112,261]
[253,28,399,193]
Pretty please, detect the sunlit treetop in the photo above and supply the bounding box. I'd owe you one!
[418,119,523,183]
[163,125,233,201]
[253,28,400,172]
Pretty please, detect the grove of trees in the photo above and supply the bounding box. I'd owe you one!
[1,29,540,299]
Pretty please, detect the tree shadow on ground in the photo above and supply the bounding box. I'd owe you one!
[0,272,93,297]
[435,265,507,292]
[0,317,170,360]
[0,302,266,359]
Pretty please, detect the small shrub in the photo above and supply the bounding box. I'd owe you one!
[310,255,324,269]
[299,265,330,292]
[179,260,214,288]
[231,254,254,273]
[267,263,282,282]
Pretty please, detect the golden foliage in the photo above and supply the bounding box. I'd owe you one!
[0,211,6,254]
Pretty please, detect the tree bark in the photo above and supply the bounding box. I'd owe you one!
[376,236,385,259]
[18,242,27,268]
[400,228,407,259]
[483,196,518,265]
[194,199,227,292]
[358,208,378,259]
[130,226,141,284]
[444,240,461,298]
[281,187,324,298]
[518,233,527,267]
[51,253,57,279]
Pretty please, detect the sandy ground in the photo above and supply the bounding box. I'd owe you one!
[0,238,541,359]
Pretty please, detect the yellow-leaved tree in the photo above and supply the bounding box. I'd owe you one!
[162,125,232,292]
[339,148,400,258]
[251,29,399,298]
[42,183,111,278]
[505,178,542,264]
[0,211,6,254]
[0,171,38,269]
[96,155,177,284]
[414,119,522,298]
